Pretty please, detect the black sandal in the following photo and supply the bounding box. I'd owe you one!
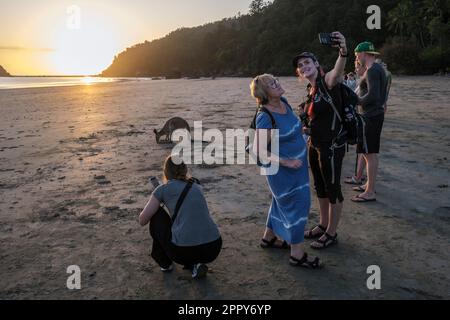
[304,224,327,239]
[310,233,338,250]
[289,253,323,269]
[260,236,290,249]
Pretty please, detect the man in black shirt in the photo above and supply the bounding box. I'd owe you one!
[352,42,387,202]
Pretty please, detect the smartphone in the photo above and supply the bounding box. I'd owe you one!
[319,33,338,46]
[149,176,160,189]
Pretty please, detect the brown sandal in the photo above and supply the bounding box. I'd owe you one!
[304,224,327,239]
[289,253,323,269]
[260,236,290,249]
[310,233,338,250]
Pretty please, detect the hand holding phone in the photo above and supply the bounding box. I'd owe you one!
[149,176,160,190]
[319,33,339,46]
[319,32,347,55]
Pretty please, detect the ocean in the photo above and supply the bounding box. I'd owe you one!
[0,76,121,89]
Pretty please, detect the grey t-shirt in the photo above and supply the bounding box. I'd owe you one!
[356,79,368,114]
[359,62,387,117]
[152,179,220,246]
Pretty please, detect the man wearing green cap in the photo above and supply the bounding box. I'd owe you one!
[352,41,387,203]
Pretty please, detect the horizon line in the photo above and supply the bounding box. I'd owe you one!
[2,74,100,77]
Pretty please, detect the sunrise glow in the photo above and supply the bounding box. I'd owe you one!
[0,1,252,76]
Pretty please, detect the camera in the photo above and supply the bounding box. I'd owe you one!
[149,176,160,189]
[318,33,339,46]
[297,102,310,128]
[299,112,309,128]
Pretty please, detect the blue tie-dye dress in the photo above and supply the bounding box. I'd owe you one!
[256,99,310,244]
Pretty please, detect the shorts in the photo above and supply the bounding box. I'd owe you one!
[357,113,384,154]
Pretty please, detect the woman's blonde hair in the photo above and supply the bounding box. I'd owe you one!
[163,155,188,183]
[250,73,276,105]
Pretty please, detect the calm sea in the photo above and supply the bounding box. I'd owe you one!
[0,77,125,89]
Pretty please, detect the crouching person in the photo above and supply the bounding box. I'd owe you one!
[139,155,222,279]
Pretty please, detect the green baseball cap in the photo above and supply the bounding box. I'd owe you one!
[354,41,380,55]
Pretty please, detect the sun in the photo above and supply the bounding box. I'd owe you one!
[50,13,120,75]
[81,76,95,85]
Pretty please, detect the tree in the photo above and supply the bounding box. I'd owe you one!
[249,0,270,15]
[387,1,414,41]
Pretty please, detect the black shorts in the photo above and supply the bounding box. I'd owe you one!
[309,142,345,204]
[357,113,384,154]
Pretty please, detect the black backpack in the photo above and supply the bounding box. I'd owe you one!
[319,78,367,148]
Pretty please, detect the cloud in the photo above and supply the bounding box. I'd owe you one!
[0,46,55,52]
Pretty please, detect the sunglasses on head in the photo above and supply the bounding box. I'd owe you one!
[254,77,280,88]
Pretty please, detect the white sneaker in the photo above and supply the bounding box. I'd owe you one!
[191,263,208,279]
[160,264,173,272]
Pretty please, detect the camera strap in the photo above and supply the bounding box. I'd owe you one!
[172,179,195,222]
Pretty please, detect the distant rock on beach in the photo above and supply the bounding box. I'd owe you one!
[0,65,11,77]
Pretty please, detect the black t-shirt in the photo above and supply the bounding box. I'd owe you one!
[305,76,343,146]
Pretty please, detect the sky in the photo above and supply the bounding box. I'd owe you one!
[0,0,253,75]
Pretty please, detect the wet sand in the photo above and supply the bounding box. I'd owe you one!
[0,76,449,299]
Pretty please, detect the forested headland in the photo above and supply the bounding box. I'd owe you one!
[101,0,450,77]
[0,65,11,77]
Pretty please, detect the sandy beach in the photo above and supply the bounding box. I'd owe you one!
[0,76,449,299]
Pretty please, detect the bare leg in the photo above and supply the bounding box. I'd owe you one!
[263,227,275,240]
[360,154,369,189]
[290,242,321,266]
[360,153,378,198]
[306,197,330,237]
[355,154,365,181]
[290,243,305,260]
[326,201,343,235]
[262,228,285,246]
[311,200,343,248]
[318,197,329,228]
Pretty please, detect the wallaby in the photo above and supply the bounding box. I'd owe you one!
[153,117,191,144]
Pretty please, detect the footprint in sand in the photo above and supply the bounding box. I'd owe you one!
[103,206,120,214]
[94,175,111,185]
[102,206,137,220]
[121,198,136,204]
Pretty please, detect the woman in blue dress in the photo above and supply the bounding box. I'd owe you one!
[250,74,322,269]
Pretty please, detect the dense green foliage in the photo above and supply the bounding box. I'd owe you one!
[101,0,449,77]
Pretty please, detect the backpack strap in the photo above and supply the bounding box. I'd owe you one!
[189,177,201,185]
[317,77,346,145]
[258,106,277,129]
[172,178,195,222]
[280,96,293,111]
[254,96,291,130]
[318,77,342,123]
